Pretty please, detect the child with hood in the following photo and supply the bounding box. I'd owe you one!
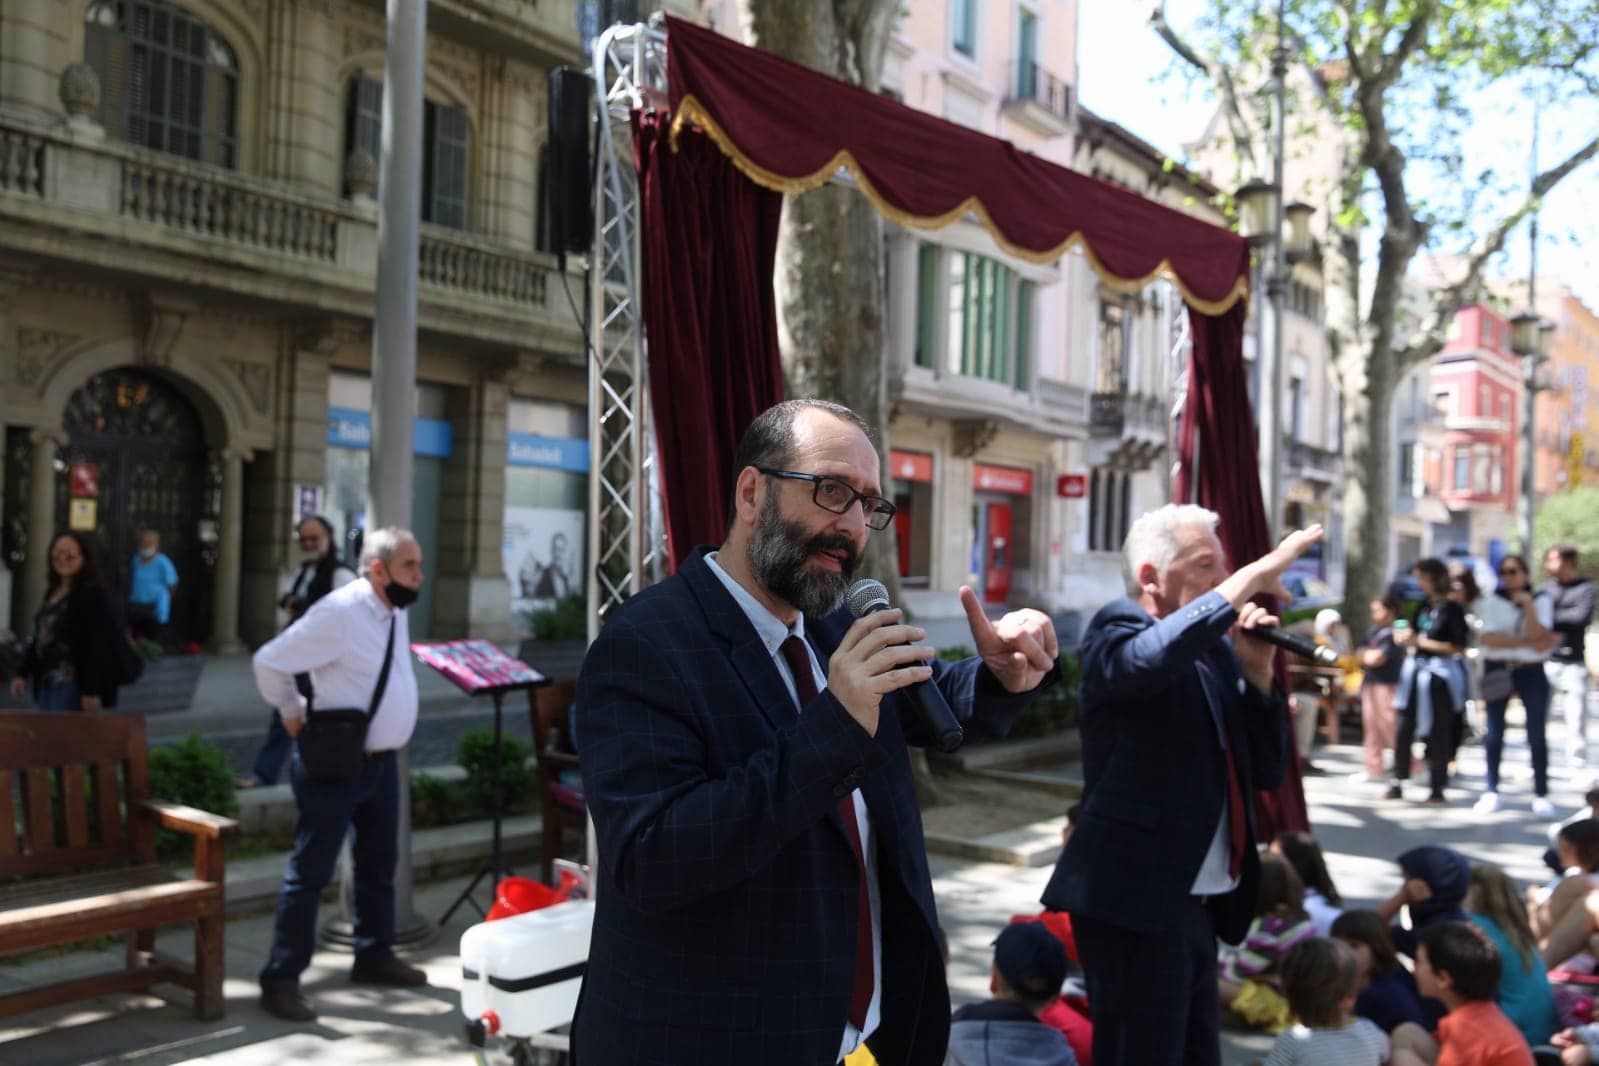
[1377,845,1472,960]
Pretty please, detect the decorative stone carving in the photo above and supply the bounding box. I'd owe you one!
[131,292,195,367]
[59,63,101,120]
[15,328,81,386]
[951,419,1001,459]
[225,360,272,415]
[295,317,361,356]
[345,147,377,198]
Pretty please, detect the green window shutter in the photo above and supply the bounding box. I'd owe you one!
[1014,280,1032,390]
[915,244,938,369]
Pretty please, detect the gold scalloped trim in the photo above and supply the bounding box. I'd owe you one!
[668,94,1250,316]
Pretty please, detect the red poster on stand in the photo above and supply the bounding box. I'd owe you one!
[411,640,548,695]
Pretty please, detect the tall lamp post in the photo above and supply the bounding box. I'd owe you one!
[1511,309,1553,555]
[1236,176,1316,537]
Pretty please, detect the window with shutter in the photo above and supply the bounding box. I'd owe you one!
[344,72,384,193]
[423,100,470,230]
[83,0,237,168]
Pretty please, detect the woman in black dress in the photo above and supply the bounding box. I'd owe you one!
[7,531,125,711]
[1388,557,1469,804]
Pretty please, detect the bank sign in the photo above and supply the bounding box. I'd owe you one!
[507,433,589,473]
[327,407,453,458]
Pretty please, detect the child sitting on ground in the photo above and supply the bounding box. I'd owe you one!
[1466,864,1558,1047]
[1275,831,1346,936]
[1530,820,1599,950]
[1331,909,1436,1033]
[1391,922,1535,1066]
[946,921,1077,1066]
[1220,851,1318,1034]
[1378,845,1471,959]
[1265,936,1423,1065]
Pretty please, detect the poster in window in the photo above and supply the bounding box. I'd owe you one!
[503,507,585,608]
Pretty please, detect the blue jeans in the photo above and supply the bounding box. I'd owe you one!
[260,749,399,990]
[35,681,80,711]
[1484,663,1552,796]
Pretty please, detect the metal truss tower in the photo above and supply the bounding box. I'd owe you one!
[586,23,668,642]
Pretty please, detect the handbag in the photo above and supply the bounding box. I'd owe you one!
[1479,666,1514,704]
[296,616,396,781]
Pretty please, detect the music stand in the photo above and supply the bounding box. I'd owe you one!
[412,639,549,924]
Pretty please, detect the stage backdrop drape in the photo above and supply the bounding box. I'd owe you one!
[635,17,1307,832]
[633,110,785,564]
[1175,303,1310,836]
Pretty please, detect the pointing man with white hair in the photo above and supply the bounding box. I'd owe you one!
[1041,504,1322,1066]
[252,526,429,1022]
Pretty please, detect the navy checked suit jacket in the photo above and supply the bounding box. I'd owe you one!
[571,548,1052,1066]
[1039,590,1289,946]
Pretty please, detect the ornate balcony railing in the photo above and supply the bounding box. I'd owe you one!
[0,115,564,322]
[1008,60,1072,122]
[122,157,341,263]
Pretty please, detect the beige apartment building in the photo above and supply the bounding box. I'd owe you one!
[0,0,610,648]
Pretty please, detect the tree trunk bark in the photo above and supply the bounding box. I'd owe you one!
[741,0,950,804]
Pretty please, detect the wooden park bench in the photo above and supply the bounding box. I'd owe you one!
[0,711,237,1020]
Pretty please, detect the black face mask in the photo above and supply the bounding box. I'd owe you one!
[384,581,419,610]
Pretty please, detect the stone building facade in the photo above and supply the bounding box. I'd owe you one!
[0,0,597,648]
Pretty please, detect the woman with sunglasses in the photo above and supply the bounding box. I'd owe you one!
[7,530,125,711]
[1472,554,1558,817]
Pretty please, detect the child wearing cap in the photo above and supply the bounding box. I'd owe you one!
[1265,936,1423,1065]
[1390,922,1535,1066]
[946,921,1077,1066]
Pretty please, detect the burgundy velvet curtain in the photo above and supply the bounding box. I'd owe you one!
[1175,303,1310,835]
[661,16,1250,314]
[633,110,785,569]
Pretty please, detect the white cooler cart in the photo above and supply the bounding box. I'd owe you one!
[461,899,594,1063]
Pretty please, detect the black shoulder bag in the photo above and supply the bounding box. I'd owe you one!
[296,616,396,781]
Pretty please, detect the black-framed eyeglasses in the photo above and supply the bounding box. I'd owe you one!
[757,468,897,530]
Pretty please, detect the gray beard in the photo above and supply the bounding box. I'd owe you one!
[746,493,856,618]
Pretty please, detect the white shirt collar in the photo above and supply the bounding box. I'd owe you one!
[354,577,396,621]
[705,551,804,654]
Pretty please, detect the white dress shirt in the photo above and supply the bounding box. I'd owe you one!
[705,554,883,1060]
[253,578,419,752]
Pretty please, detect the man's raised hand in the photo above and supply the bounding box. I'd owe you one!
[960,586,1058,693]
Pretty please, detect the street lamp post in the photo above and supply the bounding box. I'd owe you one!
[1234,0,1315,539]
[1511,309,1552,555]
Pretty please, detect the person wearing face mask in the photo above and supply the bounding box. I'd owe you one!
[250,527,428,1023]
[127,529,179,646]
[247,516,358,787]
[571,400,1061,1066]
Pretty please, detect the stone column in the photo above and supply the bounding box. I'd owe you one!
[20,428,63,629]
[0,270,27,632]
[210,448,249,653]
[0,0,67,121]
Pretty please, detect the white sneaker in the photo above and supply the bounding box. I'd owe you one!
[1474,792,1502,814]
[1348,771,1377,783]
[1533,796,1557,818]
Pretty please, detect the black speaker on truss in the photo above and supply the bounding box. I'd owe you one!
[544,66,593,258]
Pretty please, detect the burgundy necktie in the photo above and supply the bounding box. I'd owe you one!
[1199,657,1250,879]
[1223,734,1249,879]
[780,635,873,1029]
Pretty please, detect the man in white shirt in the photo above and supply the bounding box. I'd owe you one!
[252,527,427,1023]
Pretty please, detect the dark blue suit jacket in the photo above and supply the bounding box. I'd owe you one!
[571,548,1052,1065]
[1040,591,1289,945]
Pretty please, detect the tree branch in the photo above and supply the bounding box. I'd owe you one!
[1148,2,1261,174]
[1398,130,1599,368]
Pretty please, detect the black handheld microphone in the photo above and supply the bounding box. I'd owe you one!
[1242,624,1341,666]
[846,579,964,753]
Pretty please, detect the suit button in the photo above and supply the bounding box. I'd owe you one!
[833,768,863,796]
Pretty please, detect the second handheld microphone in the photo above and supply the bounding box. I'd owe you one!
[1241,624,1340,666]
[846,579,964,753]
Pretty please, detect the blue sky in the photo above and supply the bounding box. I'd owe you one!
[1076,2,1599,312]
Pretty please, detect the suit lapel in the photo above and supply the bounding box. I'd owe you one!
[805,617,857,846]
[680,549,798,735]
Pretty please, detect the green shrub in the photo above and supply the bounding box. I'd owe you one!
[932,646,1081,740]
[526,593,587,641]
[456,729,536,815]
[148,732,238,857]
[410,772,462,829]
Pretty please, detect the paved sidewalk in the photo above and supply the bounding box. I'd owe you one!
[2,724,1587,1065]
